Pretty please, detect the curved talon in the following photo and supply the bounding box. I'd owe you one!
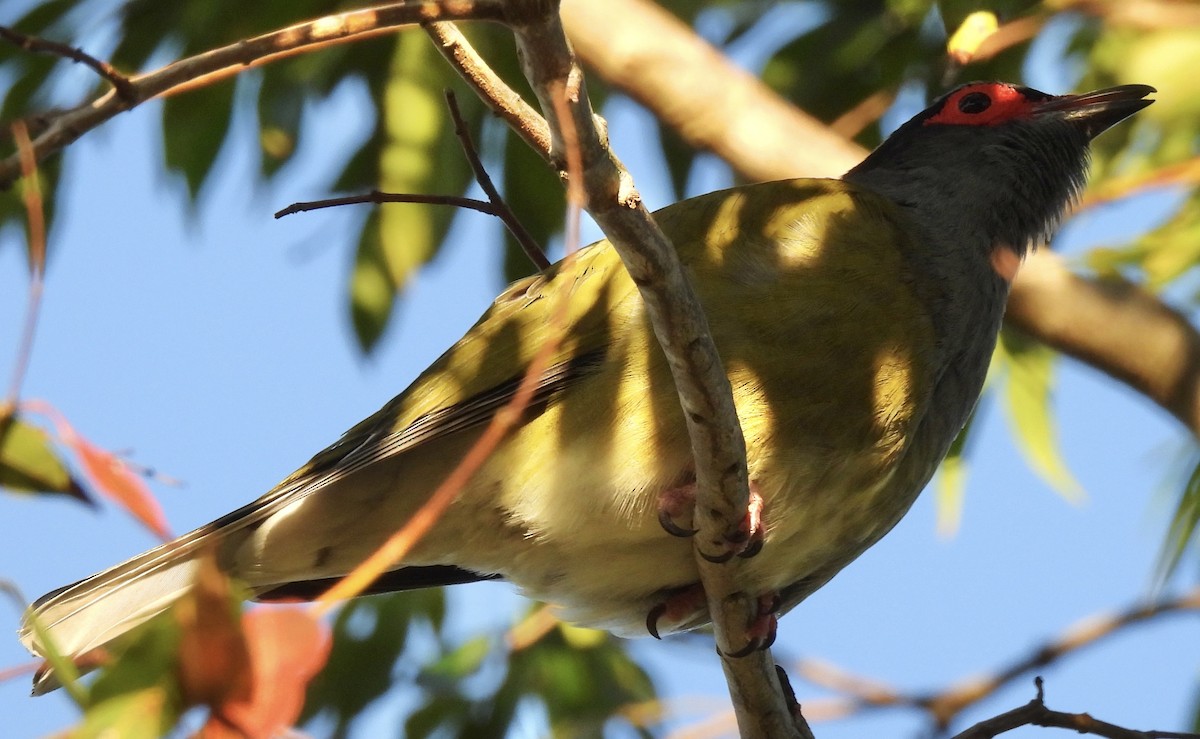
[723,527,749,544]
[646,603,667,639]
[699,547,735,564]
[738,536,764,559]
[723,638,760,659]
[762,616,778,650]
[658,508,698,538]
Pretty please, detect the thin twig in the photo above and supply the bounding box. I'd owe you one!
[505,3,801,736]
[425,21,552,162]
[0,1,509,187]
[791,587,1200,729]
[444,89,550,270]
[5,122,46,412]
[0,25,136,100]
[274,191,501,219]
[951,678,1200,739]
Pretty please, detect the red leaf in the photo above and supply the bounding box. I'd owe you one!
[200,607,330,739]
[176,554,251,710]
[70,433,171,540]
[25,400,172,540]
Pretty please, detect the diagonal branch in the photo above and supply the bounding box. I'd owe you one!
[0,1,508,188]
[499,3,805,735]
[791,586,1200,729]
[950,678,1200,739]
[0,26,135,100]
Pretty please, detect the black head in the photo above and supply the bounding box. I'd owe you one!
[844,82,1155,257]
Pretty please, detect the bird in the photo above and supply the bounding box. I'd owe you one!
[20,81,1154,693]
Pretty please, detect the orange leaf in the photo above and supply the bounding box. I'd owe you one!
[70,432,171,540]
[200,607,330,739]
[176,554,251,710]
[25,400,172,540]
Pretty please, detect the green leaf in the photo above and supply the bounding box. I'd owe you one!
[348,29,478,351]
[76,686,176,739]
[404,695,471,739]
[506,625,655,736]
[1082,194,1200,293]
[420,635,490,686]
[88,612,182,705]
[162,79,236,199]
[997,329,1084,503]
[934,401,983,537]
[302,589,445,737]
[1155,452,1200,584]
[82,613,184,738]
[502,129,563,281]
[0,414,90,502]
[349,211,395,351]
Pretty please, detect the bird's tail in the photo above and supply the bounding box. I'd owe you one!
[18,514,254,695]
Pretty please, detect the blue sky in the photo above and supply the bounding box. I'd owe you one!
[2,6,1198,738]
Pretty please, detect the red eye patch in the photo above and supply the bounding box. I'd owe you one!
[925,83,1037,126]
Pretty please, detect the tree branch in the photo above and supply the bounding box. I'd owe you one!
[950,678,1200,739]
[500,2,803,735]
[0,26,135,101]
[0,1,508,188]
[790,587,1200,730]
[560,0,1200,440]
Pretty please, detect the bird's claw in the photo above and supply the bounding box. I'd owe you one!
[657,484,699,538]
[697,483,766,562]
[721,592,781,657]
[657,506,697,538]
[645,583,707,639]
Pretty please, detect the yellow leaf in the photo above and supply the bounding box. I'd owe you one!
[947,11,999,65]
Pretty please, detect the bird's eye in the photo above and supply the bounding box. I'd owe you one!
[958,91,992,114]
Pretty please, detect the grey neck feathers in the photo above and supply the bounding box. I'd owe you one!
[843,118,1091,261]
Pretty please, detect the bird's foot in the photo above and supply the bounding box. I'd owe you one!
[645,583,707,639]
[699,482,765,563]
[657,484,699,538]
[657,481,766,562]
[722,592,781,657]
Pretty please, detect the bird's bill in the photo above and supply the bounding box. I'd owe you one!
[1034,84,1156,139]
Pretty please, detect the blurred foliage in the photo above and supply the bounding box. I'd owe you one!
[3,0,1200,735]
[995,327,1084,503]
[0,413,88,501]
[304,594,654,739]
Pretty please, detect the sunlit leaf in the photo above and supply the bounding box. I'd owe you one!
[934,402,982,537]
[201,607,330,739]
[76,686,174,739]
[421,635,489,684]
[86,612,184,735]
[162,79,236,200]
[998,329,1084,503]
[1155,453,1200,584]
[349,29,477,351]
[302,589,445,735]
[176,554,251,710]
[502,128,564,281]
[946,11,999,65]
[0,414,89,502]
[58,418,172,540]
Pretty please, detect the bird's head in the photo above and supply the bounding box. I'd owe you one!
[844,81,1155,259]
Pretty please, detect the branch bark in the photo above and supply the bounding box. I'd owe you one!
[560,0,1200,438]
[504,3,803,734]
[0,1,507,187]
